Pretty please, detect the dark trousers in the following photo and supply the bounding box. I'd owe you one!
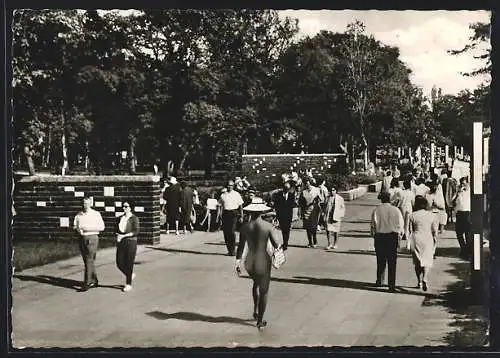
[222,210,238,255]
[374,233,399,289]
[79,235,99,286]
[116,238,137,285]
[455,211,472,255]
[279,219,292,250]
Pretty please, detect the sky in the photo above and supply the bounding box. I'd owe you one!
[278,10,491,96]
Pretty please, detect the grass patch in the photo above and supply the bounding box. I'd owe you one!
[12,239,116,272]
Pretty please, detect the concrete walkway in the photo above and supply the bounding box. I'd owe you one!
[12,193,475,348]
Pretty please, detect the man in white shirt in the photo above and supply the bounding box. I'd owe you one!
[219,180,244,256]
[371,191,404,292]
[453,177,471,259]
[74,196,105,291]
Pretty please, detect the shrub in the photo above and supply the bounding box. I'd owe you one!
[323,173,358,191]
[349,173,378,185]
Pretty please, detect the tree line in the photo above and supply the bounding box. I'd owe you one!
[12,9,490,176]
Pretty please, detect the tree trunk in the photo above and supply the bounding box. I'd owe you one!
[61,132,68,175]
[361,134,368,171]
[178,150,189,177]
[204,138,214,179]
[45,127,51,167]
[84,140,89,171]
[60,106,68,175]
[129,137,137,174]
[348,135,355,172]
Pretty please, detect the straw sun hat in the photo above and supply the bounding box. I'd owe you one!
[243,197,272,212]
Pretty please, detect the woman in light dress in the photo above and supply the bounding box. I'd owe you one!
[409,196,438,291]
[425,181,447,235]
[395,178,415,241]
[323,186,346,250]
[389,177,403,206]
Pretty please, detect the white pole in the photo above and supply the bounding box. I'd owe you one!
[473,123,483,195]
[430,142,435,168]
[445,145,449,164]
[484,137,489,175]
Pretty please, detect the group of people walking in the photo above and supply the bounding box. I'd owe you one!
[372,166,471,293]
[71,164,471,330]
[74,196,140,292]
[160,176,200,235]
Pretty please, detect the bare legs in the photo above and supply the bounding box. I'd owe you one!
[414,261,430,291]
[326,232,338,249]
[251,275,270,329]
[422,267,430,291]
[252,281,259,319]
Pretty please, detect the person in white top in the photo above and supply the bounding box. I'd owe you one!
[388,178,403,206]
[396,178,415,241]
[219,180,244,256]
[74,196,105,291]
[370,191,404,292]
[200,191,220,232]
[413,177,430,197]
[323,186,346,250]
[452,177,471,259]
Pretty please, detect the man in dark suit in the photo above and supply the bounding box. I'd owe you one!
[272,180,296,251]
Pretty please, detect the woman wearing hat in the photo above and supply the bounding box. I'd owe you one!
[236,197,280,330]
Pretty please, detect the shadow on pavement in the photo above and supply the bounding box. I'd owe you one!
[331,249,413,259]
[145,311,256,327]
[343,219,371,224]
[423,260,489,347]
[264,275,436,298]
[146,246,228,256]
[434,246,463,259]
[344,229,371,234]
[13,274,122,291]
[343,233,373,238]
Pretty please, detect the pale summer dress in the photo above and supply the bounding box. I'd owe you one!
[409,210,439,268]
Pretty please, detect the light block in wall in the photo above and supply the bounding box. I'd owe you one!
[104,187,114,197]
[60,217,69,227]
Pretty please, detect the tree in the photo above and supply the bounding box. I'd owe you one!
[449,20,491,77]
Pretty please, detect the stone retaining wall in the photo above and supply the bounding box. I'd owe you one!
[13,175,161,245]
[339,185,368,201]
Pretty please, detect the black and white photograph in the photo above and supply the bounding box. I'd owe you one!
[8,7,493,349]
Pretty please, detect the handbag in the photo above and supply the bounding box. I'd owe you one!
[272,246,286,269]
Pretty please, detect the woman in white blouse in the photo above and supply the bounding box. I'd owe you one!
[116,201,140,292]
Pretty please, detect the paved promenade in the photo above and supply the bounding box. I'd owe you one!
[12,193,477,348]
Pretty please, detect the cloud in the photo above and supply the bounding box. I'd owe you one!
[278,10,490,95]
